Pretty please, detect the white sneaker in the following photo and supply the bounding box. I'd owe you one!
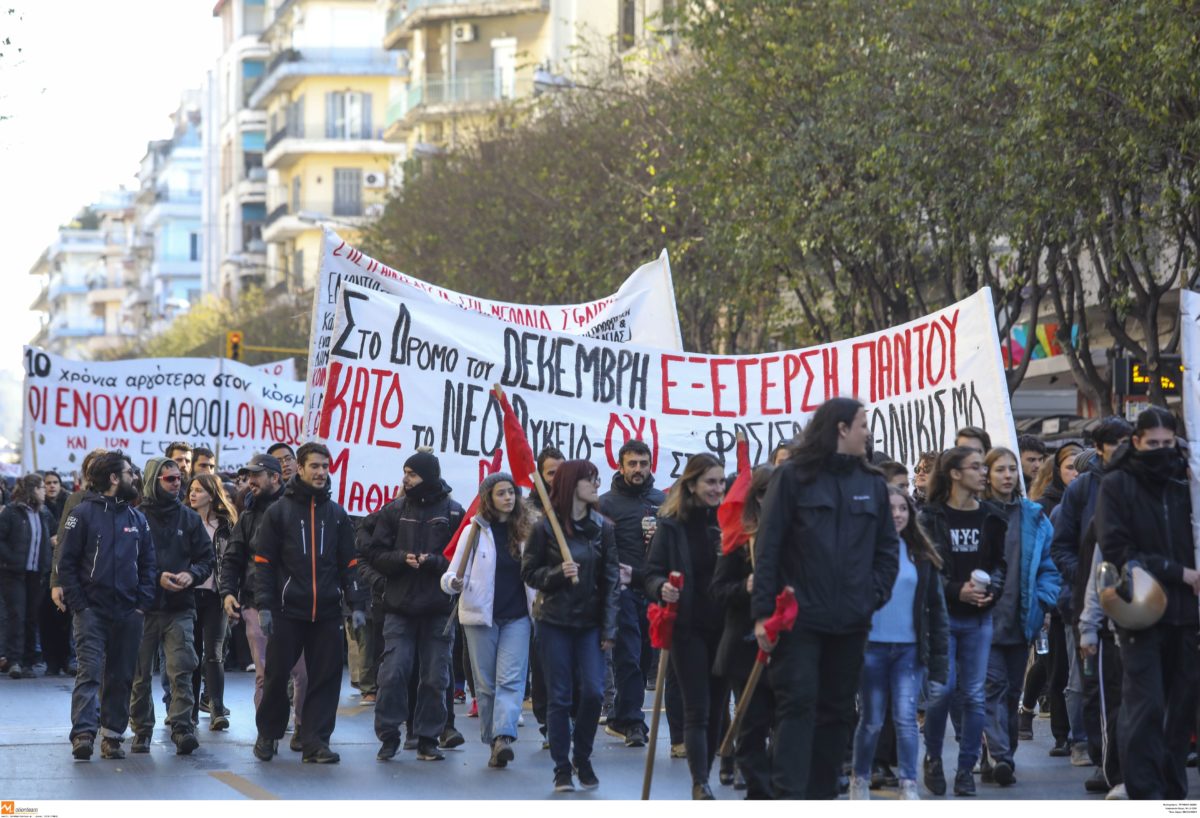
[518,714,525,727]
[899,780,920,800]
[1105,783,1128,800]
[848,776,870,800]
[1070,742,1093,767]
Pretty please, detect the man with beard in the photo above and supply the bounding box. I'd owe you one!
[1095,407,1200,800]
[597,439,665,748]
[220,454,309,750]
[366,451,465,762]
[128,457,214,755]
[253,443,365,763]
[58,452,156,760]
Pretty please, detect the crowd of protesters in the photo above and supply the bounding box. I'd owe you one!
[0,397,1197,801]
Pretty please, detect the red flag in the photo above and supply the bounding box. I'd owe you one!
[648,572,684,649]
[497,389,536,489]
[445,449,503,560]
[755,587,799,663]
[718,437,753,554]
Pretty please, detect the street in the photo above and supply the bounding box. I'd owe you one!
[0,668,1169,800]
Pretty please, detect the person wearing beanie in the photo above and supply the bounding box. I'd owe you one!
[441,473,536,768]
[366,450,465,762]
[128,456,214,756]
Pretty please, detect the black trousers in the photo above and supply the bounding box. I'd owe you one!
[1082,630,1122,787]
[1117,623,1199,800]
[191,589,227,720]
[38,581,73,672]
[256,616,344,753]
[0,569,45,666]
[669,628,729,786]
[768,627,868,799]
[1046,613,1070,744]
[728,660,775,799]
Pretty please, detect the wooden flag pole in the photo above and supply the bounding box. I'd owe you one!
[641,652,671,799]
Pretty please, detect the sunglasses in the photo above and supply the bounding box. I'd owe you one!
[160,474,182,484]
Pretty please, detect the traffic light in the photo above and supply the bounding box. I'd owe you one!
[226,331,243,361]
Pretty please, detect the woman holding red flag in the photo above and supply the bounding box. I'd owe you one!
[441,473,536,769]
[521,460,620,793]
[712,464,776,799]
[645,453,729,800]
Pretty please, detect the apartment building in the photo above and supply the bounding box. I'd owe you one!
[251,0,403,292]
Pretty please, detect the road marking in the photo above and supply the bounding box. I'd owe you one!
[209,770,280,800]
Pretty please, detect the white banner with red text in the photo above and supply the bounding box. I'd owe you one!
[316,283,1018,515]
[305,228,683,437]
[21,347,304,475]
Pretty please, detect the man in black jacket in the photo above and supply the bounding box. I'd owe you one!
[1095,407,1200,800]
[752,398,900,799]
[253,442,365,764]
[58,451,156,761]
[128,457,214,755]
[365,451,464,762]
[219,452,309,748]
[596,439,664,747]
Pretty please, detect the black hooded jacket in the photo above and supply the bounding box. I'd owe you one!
[254,476,365,622]
[139,458,213,612]
[219,482,285,607]
[1096,443,1197,627]
[918,499,1008,619]
[598,473,666,590]
[751,454,900,633]
[57,493,157,614]
[644,509,723,635]
[364,479,464,617]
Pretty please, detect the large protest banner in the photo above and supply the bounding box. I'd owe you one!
[317,283,1018,515]
[1177,290,1200,565]
[22,347,304,474]
[304,228,683,436]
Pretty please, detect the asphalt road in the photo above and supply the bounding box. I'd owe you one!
[0,668,1184,800]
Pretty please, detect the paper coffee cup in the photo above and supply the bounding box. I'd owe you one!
[970,569,991,590]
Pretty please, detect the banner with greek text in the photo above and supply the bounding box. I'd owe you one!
[1177,290,1200,574]
[304,228,683,437]
[317,283,1018,515]
[21,347,304,474]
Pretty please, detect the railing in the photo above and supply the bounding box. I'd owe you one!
[406,69,533,112]
[265,123,388,149]
[266,203,290,227]
[249,48,396,107]
[388,0,546,30]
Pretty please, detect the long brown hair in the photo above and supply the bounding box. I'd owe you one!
[888,485,942,569]
[188,473,239,529]
[741,465,776,539]
[546,460,599,537]
[479,473,532,559]
[984,446,1022,500]
[12,474,44,509]
[1028,443,1080,501]
[926,446,979,506]
[658,453,723,521]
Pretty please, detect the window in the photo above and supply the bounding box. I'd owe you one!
[326,92,373,140]
[333,168,363,216]
[619,0,637,49]
[189,232,201,261]
[292,249,305,287]
[291,176,301,212]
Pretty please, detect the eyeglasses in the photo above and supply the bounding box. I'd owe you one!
[160,475,182,484]
[913,466,932,475]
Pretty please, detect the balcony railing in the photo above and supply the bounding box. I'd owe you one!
[266,123,388,151]
[266,203,290,227]
[403,69,533,116]
[248,48,397,108]
[388,0,547,32]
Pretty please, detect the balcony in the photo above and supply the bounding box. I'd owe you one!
[263,123,404,170]
[262,200,382,244]
[49,320,105,340]
[389,69,534,133]
[48,278,90,301]
[247,48,397,109]
[384,0,548,49]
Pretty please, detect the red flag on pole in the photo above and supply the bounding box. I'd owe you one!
[495,387,536,490]
[718,435,753,554]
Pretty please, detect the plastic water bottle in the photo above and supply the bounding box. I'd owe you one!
[1036,626,1049,655]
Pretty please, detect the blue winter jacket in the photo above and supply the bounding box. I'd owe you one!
[1017,497,1061,643]
[57,493,157,614]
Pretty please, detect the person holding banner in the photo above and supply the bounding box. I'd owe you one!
[1095,406,1200,800]
[440,473,536,768]
[750,397,900,800]
[58,452,155,760]
[252,443,366,764]
[712,465,775,799]
[918,446,1007,797]
[128,457,214,756]
[849,486,949,801]
[521,460,620,793]
[597,439,665,748]
[645,453,728,800]
[366,451,465,763]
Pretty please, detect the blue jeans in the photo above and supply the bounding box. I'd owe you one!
[537,621,604,773]
[375,612,451,742]
[463,616,532,744]
[984,642,1028,765]
[853,642,923,781]
[924,612,993,772]
[611,588,647,732]
[71,607,143,740]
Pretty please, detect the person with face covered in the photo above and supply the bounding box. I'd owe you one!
[252,443,365,764]
[127,457,214,755]
[366,451,465,763]
[645,453,729,799]
[58,451,156,761]
[1096,407,1200,800]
